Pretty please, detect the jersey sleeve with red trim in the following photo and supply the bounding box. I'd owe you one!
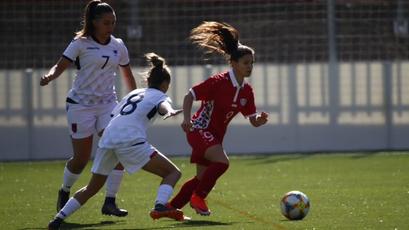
[241,85,257,118]
[191,76,218,101]
[117,38,130,66]
[62,39,82,62]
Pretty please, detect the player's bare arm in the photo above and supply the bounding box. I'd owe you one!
[181,92,194,132]
[119,65,137,91]
[159,101,183,120]
[40,57,71,86]
[249,112,269,127]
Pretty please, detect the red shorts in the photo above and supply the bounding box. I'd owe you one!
[187,129,221,166]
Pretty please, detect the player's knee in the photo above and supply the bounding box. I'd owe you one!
[72,149,92,163]
[221,162,229,171]
[173,168,182,181]
[164,167,181,183]
[67,159,87,173]
[72,160,88,171]
[213,162,229,174]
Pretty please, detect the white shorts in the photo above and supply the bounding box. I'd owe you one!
[66,101,117,139]
[91,142,157,175]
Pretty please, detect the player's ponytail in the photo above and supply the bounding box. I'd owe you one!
[75,0,114,39]
[190,21,254,62]
[146,53,165,68]
[145,53,171,89]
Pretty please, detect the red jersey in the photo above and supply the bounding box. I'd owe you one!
[190,70,257,141]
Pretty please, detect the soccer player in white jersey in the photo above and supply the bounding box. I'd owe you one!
[40,0,136,217]
[48,53,187,230]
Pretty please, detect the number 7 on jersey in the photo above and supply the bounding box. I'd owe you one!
[101,55,110,69]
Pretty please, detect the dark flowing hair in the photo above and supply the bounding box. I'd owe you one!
[75,0,114,38]
[190,21,254,62]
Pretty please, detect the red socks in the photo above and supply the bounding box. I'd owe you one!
[170,162,229,209]
[194,162,229,198]
[170,177,200,209]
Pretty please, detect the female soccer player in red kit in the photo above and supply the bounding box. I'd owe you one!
[169,21,269,216]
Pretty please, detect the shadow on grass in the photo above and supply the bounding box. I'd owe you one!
[62,220,122,229]
[345,151,379,159]
[244,154,313,165]
[21,219,239,230]
[244,151,383,165]
[280,218,305,222]
[20,220,121,230]
[173,219,241,228]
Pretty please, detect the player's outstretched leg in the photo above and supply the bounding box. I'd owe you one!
[143,151,190,221]
[189,161,229,216]
[150,203,188,221]
[48,173,108,229]
[190,192,211,216]
[169,176,200,209]
[101,197,128,217]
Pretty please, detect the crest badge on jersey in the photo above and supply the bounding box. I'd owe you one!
[240,98,247,106]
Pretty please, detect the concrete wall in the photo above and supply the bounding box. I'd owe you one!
[0,61,408,161]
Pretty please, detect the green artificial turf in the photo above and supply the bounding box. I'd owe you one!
[1,152,408,229]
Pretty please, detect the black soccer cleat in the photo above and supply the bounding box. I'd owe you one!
[101,201,128,217]
[56,189,70,212]
[48,217,63,230]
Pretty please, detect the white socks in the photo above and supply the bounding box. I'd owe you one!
[56,198,81,219]
[62,167,124,197]
[155,184,174,205]
[105,169,124,198]
[62,166,80,192]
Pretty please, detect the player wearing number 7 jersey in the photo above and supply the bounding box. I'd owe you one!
[40,0,136,218]
[48,53,188,230]
[169,21,269,216]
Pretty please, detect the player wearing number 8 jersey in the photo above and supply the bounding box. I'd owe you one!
[40,0,136,218]
[169,21,269,216]
[48,53,188,230]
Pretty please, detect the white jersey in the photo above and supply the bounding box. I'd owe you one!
[99,88,170,148]
[63,35,130,105]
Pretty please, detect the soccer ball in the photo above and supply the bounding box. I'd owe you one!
[280,191,310,220]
